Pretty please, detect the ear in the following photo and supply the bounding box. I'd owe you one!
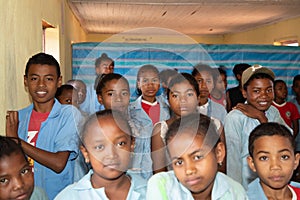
[137,79,141,90]
[236,74,242,81]
[80,145,90,163]
[130,136,135,152]
[214,142,226,164]
[294,153,300,170]
[97,94,103,105]
[57,76,62,88]
[247,156,257,172]
[242,88,247,99]
[24,75,28,87]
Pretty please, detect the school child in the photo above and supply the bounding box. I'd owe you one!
[290,75,300,151]
[66,79,87,106]
[129,64,170,180]
[147,113,247,200]
[81,53,115,114]
[210,66,227,108]
[226,63,251,112]
[191,63,227,125]
[225,64,289,189]
[0,136,48,200]
[158,68,178,105]
[272,79,300,136]
[55,84,79,108]
[151,73,200,174]
[6,52,81,199]
[55,110,147,200]
[247,122,300,199]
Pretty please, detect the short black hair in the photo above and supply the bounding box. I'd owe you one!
[80,109,132,145]
[293,75,300,86]
[232,63,251,78]
[191,63,213,77]
[167,73,200,99]
[248,122,294,157]
[0,136,27,162]
[243,73,274,90]
[55,84,76,99]
[159,69,178,85]
[165,113,221,150]
[95,53,114,69]
[274,79,286,88]
[25,52,61,77]
[96,73,129,95]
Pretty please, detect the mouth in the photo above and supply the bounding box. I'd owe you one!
[104,163,121,170]
[258,101,270,106]
[269,175,284,182]
[35,91,47,97]
[15,192,29,200]
[185,177,201,187]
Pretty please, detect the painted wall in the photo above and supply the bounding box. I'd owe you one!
[0,0,86,134]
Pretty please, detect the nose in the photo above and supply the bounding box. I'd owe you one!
[105,144,118,159]
[185,161,197,176]
[270,158,281,170]
[37,79,45,87]
[179,95,187,103]
[12,176,25,191]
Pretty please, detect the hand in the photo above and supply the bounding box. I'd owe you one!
[233,103,267,123]
[6,111,19,137]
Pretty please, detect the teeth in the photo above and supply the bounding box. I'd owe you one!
[259,102,267,105]
[37,91,46,94]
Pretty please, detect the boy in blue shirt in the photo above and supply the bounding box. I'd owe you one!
[6,53,80,199]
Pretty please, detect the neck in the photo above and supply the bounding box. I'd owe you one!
[91,172,130,190]
[142,96,156,103]
[274,97,285,105]
[199,97,208,106]
[33,99,55,113]
[261,182,292,200]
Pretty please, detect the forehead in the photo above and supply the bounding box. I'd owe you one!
[104,79,129,89]
[194,71,212,79]
[0,152,27,171]
[139,69,158,77]
[27,64,58,76]
[253,135,293,152]
[170,80,193,91]
[247,77,273,87]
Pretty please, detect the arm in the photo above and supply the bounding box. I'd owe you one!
[292,119,299,139]
[234,103,268,123]
[6,111,70,173]
[218,125,226,174]
[151,123,168,174]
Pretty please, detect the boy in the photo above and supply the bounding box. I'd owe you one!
[6,53,80,199]
[247,122,300,199]
[225,64,288,189]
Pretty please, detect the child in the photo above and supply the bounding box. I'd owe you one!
[158,68,178,105]
[272,79,300,136]
[290,75,300,152]
[96,73,130,116]
[0,136,48,200]
[81,53,115,114]
[129,64,170,180]
[226,63,251,112]
[6,52,81,199]
[151,73,200,174]
[55,110,147,200]
[147,113,247,199]
[66,79,87,106]
[55,84,79,108]
[247,122,300,199]
[225,64,289,189]
[192,63,227,125]
[210,66,227,108]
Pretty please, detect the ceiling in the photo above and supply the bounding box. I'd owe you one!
[67,0,300,35]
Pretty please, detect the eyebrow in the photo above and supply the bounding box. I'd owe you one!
[256,148,292,155]
[171,149,203,161]
[171,89,194,93]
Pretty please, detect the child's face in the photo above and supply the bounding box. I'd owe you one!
[242,78,274,111]
[247,135,300,191]
[194,71,214,98]
[0,153,34,200]
[138,70,160,101]
[57,89,79,108]
[274,82,288,100]
[81,116,133,182]
[168,131,225,198]
[292,80,300,98]
[73,81,87,104]
[97,79,130,113]
[215,74,226,92]
[24,64,62,106]
[168,80,198,117]
[96,60,114,75]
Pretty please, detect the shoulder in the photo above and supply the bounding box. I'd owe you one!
[148,171,177,186]
[129,96,142,110]
[127,171,148,191]
[30,187,49,200]
[247,178,267,200]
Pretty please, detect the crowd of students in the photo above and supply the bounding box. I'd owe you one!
[3,51,300,199]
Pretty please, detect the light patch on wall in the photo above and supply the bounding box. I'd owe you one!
[42,20,60,63]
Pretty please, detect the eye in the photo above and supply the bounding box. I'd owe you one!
[152,78,159,83]
[66,99,72,103]
[0,178,8,184]
[30,77,37,81]
[95,144,104,151]
[174,159,183,166]
[187,92,195,97]
[121,91,129,96]
[21,168,30,175]
[194,154,204,161]
[267,88,273,93]
[259,156,268,161]
[46,77,54,81]
[117,141,127,147]
[281,155,290,160]
[171,93,178,98]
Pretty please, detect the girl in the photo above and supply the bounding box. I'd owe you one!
[151,73,200,174]
[0,136,48,200]
[147,113,247,200]
[129,64,170,180]
[55,110,147,200]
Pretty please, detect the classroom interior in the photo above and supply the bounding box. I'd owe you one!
[1,0,300,134]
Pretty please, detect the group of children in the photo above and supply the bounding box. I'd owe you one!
[3,52,300,200]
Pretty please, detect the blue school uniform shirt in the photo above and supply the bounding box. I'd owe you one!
[146,171,247,200]
[197,98,227,125]
[80,83,104,115]
[17,99,80,200]
[54,169,147,200]
[247,178,300,200]
[225,104,289,189]
[129,95,170,180]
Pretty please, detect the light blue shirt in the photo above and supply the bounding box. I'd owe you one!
[247,178,300,200]
[197,98,227,125]
[30,187,49,200]
[129,95,170,180]
[146,171,247,200]
[18,99,80,200]
[54,169,147,200]
[290,98,300,151]
[225,105,289,189]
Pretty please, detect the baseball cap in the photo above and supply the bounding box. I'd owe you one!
[241,64,275,87]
